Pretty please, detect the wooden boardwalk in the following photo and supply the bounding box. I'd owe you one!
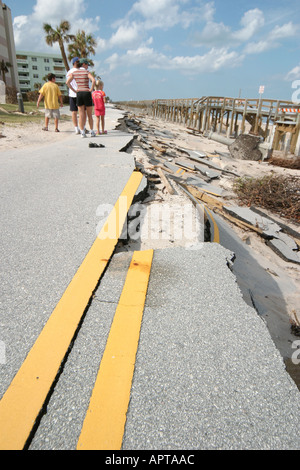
[118,96,300,155]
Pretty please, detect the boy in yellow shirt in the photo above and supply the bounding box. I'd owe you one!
[37,73,63,132]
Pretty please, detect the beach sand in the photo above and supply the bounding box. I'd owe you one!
[0,118,73,151]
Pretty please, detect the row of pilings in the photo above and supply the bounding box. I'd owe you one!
[116,96,300,155]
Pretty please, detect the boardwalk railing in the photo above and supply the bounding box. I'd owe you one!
[116,97,300,155]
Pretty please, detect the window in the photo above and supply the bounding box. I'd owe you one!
[45,67,50,71]
[33,74,39,78]
[44,58,50,63]
[32,66,37,70]
[32,57,37,62]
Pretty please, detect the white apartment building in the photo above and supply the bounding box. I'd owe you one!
[16,51,68,95]
[0,0,19,88]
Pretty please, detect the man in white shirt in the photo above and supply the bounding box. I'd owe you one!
[67,57,80,134]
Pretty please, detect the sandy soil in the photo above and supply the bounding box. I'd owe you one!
[0,119,73,151]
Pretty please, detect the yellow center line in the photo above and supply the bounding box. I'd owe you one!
[204,206,220,243]
[77,249,154,451]
[0,170,143,451]
[176,168,186,175]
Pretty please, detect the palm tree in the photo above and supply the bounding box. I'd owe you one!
[0,60,11,84]
[68,30,97,66]
[90,71,101,81]
[43,20,74,71]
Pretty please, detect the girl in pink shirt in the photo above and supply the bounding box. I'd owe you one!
[92,80,107,135]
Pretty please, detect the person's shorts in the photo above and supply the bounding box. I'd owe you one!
[45,109,60,119]
[69,97,78,112]
[77,91,93,108]
[95,109,106,117]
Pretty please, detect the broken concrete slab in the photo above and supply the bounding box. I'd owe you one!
[193,163,221,180]
[125,119,141,131]
[175,160,196,171]
[267,238,300,264]
[163,162,184,173]
[154,130,175,139]
[185,177,224,196]
[184,150,227,173]
[179,150,206,161]
[223,206,300,263]
[223,206,282,238]
[250,206,300,241]
[187,150,207,158]
[275,231,298,251]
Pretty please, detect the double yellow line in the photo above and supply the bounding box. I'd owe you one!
[0,171,153,450]
[77,249,153,450]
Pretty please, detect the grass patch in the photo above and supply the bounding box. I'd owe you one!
[1,102,37,113]
[233,175,300,223]
[0,102,71,127]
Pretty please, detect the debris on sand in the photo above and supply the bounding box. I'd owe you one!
[233,175,300,223]
[269,153,300,170]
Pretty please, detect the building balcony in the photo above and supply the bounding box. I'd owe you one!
[20,84,31,90]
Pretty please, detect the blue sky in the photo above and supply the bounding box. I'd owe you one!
[8,0,300,102]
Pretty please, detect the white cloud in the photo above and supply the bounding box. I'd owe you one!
[106,46,159,71]
[13,15,28,28]
[13,0,100,52]
[194,21,231,46]
[269,22,299,40]
[192,8,264,47]
[106,44,244,75]
[109,22,143,48]
[73,17,101,35]
[243,21,299,55]
[127,0,202,30]
[32,0,86,23]
[285,64,300,81]
[191,5,299,63]
[131,0,184,19]
[244,40,277,55]
[95,37,107,54]
[202,2,215,22]
[106,0,207,57]
[233,8,265,42]
[13,15,29,45]
[157,48,244,73]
